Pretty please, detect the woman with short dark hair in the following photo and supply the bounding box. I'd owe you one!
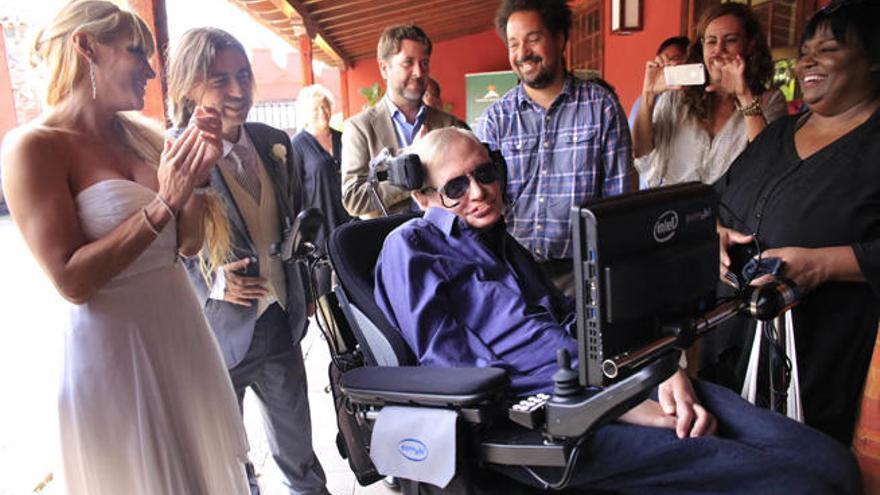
[716,0,880,444]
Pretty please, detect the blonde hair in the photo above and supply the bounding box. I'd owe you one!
[33,0,155,107]
[295,84,334,131]
[167,28,264,280]
[33,0,161,164]
[33,2,230,279]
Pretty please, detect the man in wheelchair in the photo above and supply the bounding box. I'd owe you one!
[371,127,859,493]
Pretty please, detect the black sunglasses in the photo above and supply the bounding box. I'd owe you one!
[423,162,500,208]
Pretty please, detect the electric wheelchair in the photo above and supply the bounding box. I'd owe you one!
[288,183,796,494]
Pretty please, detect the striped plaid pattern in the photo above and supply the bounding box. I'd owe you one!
[476,74,636,261]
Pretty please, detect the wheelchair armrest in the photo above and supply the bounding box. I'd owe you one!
[340,366,510,408]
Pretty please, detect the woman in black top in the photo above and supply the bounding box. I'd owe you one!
[291,84,351,295]
[715,0,880,444]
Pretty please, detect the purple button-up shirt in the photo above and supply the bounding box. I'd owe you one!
[374,207,579,396]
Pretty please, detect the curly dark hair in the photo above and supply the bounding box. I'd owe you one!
[801,0,880,93]
[494,0,572,43]
[682,3,774,122]
[377,25,432,62]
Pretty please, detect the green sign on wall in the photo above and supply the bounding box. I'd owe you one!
[465,70,519,128]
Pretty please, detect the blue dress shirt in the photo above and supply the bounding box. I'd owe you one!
[374,208,579,396]
[384,96,427,148]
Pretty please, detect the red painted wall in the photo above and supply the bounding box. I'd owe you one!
[601,0,685,113]
[250,49,342,107]
[252,49,301,102]
[344,28,509,121]
[345,57,381,115]
[0,29,18,142]
[341,0,832,121]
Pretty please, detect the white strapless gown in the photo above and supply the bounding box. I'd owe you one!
[59,180,249,495]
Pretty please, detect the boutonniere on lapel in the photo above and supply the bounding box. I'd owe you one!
[270,143,287,164]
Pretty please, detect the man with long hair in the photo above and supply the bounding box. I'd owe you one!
[166,28,328,495]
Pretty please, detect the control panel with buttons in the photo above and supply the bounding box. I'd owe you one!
[508,393,551,429]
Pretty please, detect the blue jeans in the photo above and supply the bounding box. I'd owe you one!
[501,381,861,494]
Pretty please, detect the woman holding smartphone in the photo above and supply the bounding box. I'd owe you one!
[631,2,787,188]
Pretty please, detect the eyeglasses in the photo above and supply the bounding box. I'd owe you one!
[423,162,500,208]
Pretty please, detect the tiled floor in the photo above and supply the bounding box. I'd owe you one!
[245,327,396,495]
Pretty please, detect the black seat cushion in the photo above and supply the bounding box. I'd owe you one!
[341,366,510,407]
[328,214,419,365]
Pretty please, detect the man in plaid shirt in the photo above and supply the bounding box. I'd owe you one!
[477,0,637,295]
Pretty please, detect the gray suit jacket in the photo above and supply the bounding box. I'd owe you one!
[183,122,309,368]
[341,101,466,219]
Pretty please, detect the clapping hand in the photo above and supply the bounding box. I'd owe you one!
[189,106,223,186]
[705,54,748,98]
[157,106,222,209]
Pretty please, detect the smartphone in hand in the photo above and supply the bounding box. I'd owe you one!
[664,64,706,87]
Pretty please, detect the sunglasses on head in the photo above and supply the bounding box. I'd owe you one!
[423,162,500,207]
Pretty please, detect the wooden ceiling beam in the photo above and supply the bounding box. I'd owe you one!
[233,0,501,70]
[313,34,347,67]
[307,0,428,16]
[432,24,502,43]
[327,17,494,45]
[323,4,495,34]
[227,0,306,41]
[344,22,497,63]
[331,16,495,48]
[342,27,492,58]
[284,0,353,68]
[316,0,483,24]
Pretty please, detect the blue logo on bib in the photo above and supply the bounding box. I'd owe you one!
[398,438,428,461]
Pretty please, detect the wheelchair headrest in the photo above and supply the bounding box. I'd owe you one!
[328,214,420,365]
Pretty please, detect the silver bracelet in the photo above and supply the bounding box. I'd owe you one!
[141,208,161,236]
[192,185,212,195]
[155,193,177,219]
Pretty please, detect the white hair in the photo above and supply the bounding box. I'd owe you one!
[295,84,334,131]
[409,127,484,187]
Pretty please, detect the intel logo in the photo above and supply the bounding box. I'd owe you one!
[398,438,428,462]
[653,210,679,243]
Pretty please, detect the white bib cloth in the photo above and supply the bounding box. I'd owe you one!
[369,406,458,488]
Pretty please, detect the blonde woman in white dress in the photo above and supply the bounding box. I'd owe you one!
[0,1,248,493]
